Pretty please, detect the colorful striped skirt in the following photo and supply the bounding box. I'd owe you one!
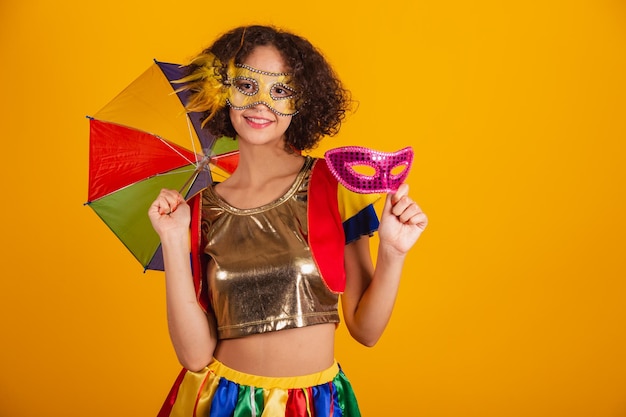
[157,359,361,417]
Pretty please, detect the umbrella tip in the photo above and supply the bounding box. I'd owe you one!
[86,115,94,120]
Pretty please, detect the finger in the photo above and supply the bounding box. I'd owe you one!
[404,210,428,230]
[390,183,409,205]
[397,202,421,224]
[390,194,415,218]
[153,189,184,215]
[391,194,428,227]
[395,201,420,223]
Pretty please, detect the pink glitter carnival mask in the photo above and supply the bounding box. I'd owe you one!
[325,146,414,194]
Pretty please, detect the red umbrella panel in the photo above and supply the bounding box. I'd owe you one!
[86,60,238,271]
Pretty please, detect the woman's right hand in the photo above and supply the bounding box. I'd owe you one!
[148,189,190,237]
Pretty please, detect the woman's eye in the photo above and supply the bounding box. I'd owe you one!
[272,84,295,98]
[235,78,258,94]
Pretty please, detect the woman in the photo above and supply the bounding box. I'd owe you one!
[149,25,427,416]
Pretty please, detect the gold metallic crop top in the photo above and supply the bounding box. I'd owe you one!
[201,156,340,339]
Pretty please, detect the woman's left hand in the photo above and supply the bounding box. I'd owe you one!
[378,183,428,255]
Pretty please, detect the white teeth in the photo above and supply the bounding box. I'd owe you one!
[247,117,271,124]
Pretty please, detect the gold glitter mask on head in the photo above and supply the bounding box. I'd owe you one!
[227,64,299,116]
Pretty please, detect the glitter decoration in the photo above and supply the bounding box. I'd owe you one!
[324,146,414,194]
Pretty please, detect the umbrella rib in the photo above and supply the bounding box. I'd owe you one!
[155,135,198,167]
[177,156,210,195]
[185,116,200,161]
[85,166,199,203]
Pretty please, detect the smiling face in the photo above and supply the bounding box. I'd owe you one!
[228,45,295,147]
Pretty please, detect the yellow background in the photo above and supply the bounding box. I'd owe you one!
[1,0,625,416]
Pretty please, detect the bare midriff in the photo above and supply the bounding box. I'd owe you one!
[213,323,336,377]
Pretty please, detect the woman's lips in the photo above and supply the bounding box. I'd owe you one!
[245,116,274,128]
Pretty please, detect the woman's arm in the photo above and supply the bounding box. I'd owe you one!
[341,184,428,347]
[149,189,217,371]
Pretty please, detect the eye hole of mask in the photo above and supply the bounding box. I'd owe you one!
[234,77,259,95]
[271,83,297,99]
[350,164,377,177]
[390,164,408,177]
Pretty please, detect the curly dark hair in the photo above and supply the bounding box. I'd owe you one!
[188,25,352,152]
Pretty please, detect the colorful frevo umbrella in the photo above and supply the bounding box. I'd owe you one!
[86,60,238,271]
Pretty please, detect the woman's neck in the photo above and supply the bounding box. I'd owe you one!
[229,143,304,187]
